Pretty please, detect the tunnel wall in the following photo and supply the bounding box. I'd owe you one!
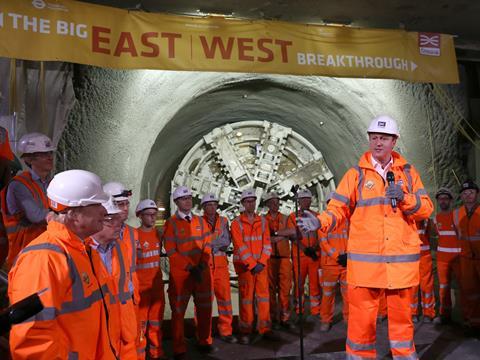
[63,66,468,213]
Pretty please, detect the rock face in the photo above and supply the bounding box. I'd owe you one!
[64,65,467,209]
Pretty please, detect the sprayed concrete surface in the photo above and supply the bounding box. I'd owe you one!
[64,67,468,213]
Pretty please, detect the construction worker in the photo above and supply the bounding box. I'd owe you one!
[200,193,236,343]
[263,192,294,330]
[298,115,433,359]
[286,189,322,319]
[1,132,55,268]
[411,219,436,323]
[454,180,480,332]
[433,187,461,324]
[318,193,349,332]
[135,199,166,359]
[163,186,215,359]
[231,189,275,344]
[8,169,117,359]
[90,196,137,359]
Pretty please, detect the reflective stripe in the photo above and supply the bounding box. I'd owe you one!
[403,192,421,216]
[148,320,162,327]
[357,197,390,207]
[422,303,434,308]
[68,352,79,360]
[114,241,132,304]
[238,245,248,253]
[327,211,337,233]
[241,253,252,261]
[438,230,456,236]
[217,300,232,307]
[138,249,160,258]
[328,233,347,239]
[420,245,430,251]
[322,281,338,286]
[439,283,449,289]
[20,243,65,256]
[136,261,160,270]
[256,296,269,303]
[468,236,480,241]
[218,310,233,315]
[323,291,333,296]
[392,353,418,360]
[128,226,136,273]
[390,340,414,349]
[417,230,426,235]
[346,355,374,360]
[404,164,413,193]
[346,338,376,351]
[241,299,253,305]
[424,292,433,299]
[348,253,420,263]
[214,251,226,257]
[437,246,461,253]
[332,192,350,206]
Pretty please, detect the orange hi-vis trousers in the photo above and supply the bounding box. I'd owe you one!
[292,255,321,315]
[460,257,480,326]
[411,252,435,318]
[168,268,213,354]
[268,256,292,323]
[238,268,271,334]
[212,253,234,336]
[437,258,461,317]
[346,286,417,360]
[320,265,348,324]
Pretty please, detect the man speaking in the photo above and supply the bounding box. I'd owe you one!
[299,115,433,359]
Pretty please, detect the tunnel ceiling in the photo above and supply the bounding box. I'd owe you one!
[82,0,480,43]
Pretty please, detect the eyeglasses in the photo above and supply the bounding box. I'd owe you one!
[103,215,120,225]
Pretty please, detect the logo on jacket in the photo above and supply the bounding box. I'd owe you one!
[365,180,375,189]
[81,272,91,285]
[143,241,149,249]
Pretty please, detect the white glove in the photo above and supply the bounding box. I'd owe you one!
[296,210,321,232]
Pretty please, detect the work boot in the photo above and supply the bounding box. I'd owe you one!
[412,316,419,323]
[280,320,297,331]
[434,315,451,325]
[319,322,332,332]
[220,334,238,344]
[238,334,250,345]
[197,344,218,354]
[173,353,189,360]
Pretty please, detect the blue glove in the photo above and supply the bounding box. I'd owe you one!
[251,263,265,275]
[385,184,405,202]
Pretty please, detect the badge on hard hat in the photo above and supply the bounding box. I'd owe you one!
[378,121,386,127]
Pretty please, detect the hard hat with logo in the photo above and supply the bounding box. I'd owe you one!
[460,180,479,193]
[173,186,192,200]
[103,196,122,215]
[47,169,109,212]
[298,189,312,199]
[367,115,400,137]
[103,182,132,201]
[18,132,56,155]
[201,193,218,206]
[136,199,158,214]
[263,192,280,202]
[240,189,257,201]
[435,187,453,199]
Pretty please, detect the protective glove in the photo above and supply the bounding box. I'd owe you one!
[250,263,265,275]
[385,184,405,202]
[337,253,348,267]
[189,265,203,283]
[297,211,321,232]
[303,246,319,261]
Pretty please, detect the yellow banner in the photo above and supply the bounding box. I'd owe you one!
[0,0,459,83]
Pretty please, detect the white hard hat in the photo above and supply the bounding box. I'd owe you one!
[264,192,280,202]
[18,132,56,155]
[240,189,257,201]
[103,196,122,215]
[103,182,132,201]
[298,189,312,199]
[47,169,109,212]
[173,186,192,200]
[136,199,158,214]
[201,193,218,206]
[367,115,399,137]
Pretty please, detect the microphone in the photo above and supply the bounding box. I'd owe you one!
[386,171,396,210]
[0,293,44,334]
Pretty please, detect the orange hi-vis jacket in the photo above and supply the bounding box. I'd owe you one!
[231,213,271,271]
[0,126,14,161]
[318,151,433,289]
[136,228,162,274]
[204,214,230,268]
[120,224,140,304]
[1,171,48,268]
[434,211,461,262]
[92,239,137,359]
[417,219,431,254]
[320,219,349,267]
[8,221,116,360]
[264,212,290,258]
[287,210,320,257]
[163,213,212,271]
[453,205,480,259]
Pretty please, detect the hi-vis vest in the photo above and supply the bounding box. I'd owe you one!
[265,212,290,258]
[434,211,461,262]
[1,171,48,268]
[453,205,480,259]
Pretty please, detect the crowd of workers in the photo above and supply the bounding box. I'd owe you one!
[0,114,479,360]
